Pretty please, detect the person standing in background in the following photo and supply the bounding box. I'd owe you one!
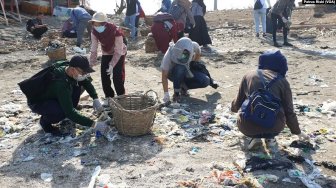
[135,0,145,37]
[268,0,295,47]
[189,0,212,51]
[125,0,137,40]
[253,0,271,37]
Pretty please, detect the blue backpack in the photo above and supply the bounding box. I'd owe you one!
[241,70,282,128]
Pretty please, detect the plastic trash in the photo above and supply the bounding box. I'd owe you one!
[73,46,86,54]
[22,156,35,162]
[189,146,201,155]
[41,173,53,182]
[282,178,296,184]
[88,166,101,188]
[256,174,279,184]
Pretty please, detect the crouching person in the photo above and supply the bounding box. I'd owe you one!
[231,50,309,150]
[26,12,48,39]
[22,55,109,136]
[161,37,212,103]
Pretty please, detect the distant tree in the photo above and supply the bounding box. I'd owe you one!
[114,0,126,15]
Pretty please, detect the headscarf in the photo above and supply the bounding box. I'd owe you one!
[169,37,194,77]
[258,50,288,77]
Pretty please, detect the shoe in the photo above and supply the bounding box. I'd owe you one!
[102,97,113,107]
[41,125,64,137]
[256,33,260,37]
[274,42,282,47]
[283,42,293,47]
[172,93,181,103]
[247,138,262,150]
[180,87,190,97]
[262,33,267,37]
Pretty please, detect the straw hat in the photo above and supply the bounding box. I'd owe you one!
[89,12,108,22]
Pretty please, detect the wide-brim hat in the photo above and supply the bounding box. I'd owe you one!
[89,12,108,23]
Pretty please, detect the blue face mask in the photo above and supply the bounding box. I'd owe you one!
[94,25,106,33]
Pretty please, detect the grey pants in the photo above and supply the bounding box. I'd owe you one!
[76,18,91,47]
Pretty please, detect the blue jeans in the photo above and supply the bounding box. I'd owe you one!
[28,85,81,129]
[169,64,210,93]
[253,8,266,33]
[124,14,137,39]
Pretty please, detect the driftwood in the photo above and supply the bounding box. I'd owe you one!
[114,0,126,15]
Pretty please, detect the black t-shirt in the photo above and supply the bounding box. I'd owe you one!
[126,0,137,16]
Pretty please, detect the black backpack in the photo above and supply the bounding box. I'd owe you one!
[254,0,263,10]
[18,61,69,100]
[26,19,34,32]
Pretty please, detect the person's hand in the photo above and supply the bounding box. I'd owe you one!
[93,99,103,113]
[298,132,310,142]
[282,17,288,23]
[93,121,110,135]
[163,92,170,103]
[106,65,113,76]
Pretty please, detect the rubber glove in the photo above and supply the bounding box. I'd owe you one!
[106,65,113,76]
[163,92,170,103]
[93,99,103,113]
[282,17,288,23]
[298,132,310,142]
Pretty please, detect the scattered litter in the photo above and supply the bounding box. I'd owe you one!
[73,149,87,157]
[282,178,296,184]
[255,174,279,184]
[289,140,315,151]
[245,156,293,172]
[21,156,35,162]
[41,173,53,182]
[88,166,101,188]
[189,146,201,155]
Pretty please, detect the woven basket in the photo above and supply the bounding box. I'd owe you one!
[144,15,154,26]
[46,47,66,61]
[110,90,159,136]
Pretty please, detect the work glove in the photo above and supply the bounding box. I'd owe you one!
[106,65,113,76]
[93,99,103,113]
[281,17,288,23]
[298,132,310,142]
[163,92,170,103]
[93,121,110,136]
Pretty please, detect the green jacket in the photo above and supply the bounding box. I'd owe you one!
[29,61,97,127]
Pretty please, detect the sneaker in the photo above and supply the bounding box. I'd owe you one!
[247,138,263,150]
[180,87,190,97]
[172,93,181,103]
[274,42,282,47]
[102,97,113,107]
[256,33,260,37]
[283,42,293,47]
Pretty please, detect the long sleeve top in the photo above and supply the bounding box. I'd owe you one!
[89,33,127,67]
[231,69,301,136]
[70,7,92,28]
[29,64,97,127]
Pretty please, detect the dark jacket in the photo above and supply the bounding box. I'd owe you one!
[126,0,137,16]
[29,62,97,127]
[270,0,295,16]
[231,69,301,137]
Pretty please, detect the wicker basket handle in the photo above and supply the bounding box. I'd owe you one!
[144,90,158,104]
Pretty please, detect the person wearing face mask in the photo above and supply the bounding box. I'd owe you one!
[161,37,211,103]
[26,55,108,136]
[89,12,127,103]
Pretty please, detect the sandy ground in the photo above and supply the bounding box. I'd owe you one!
[0,6,336,188]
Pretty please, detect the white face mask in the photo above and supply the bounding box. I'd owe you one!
[74,74,89,81]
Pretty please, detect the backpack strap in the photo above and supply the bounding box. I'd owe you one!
[257,69,282,90]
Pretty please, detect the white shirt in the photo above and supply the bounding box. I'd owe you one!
[254,0,271,9]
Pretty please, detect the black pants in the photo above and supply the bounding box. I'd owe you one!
[271,13,288,43]
[101,55,126,98]
[31,27,48,39]
[28,85,80,131]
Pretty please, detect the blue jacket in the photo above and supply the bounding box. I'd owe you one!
[70,7,92,28]
[161,0,172,12]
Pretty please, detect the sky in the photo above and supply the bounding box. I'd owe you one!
[87,0,302,15]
